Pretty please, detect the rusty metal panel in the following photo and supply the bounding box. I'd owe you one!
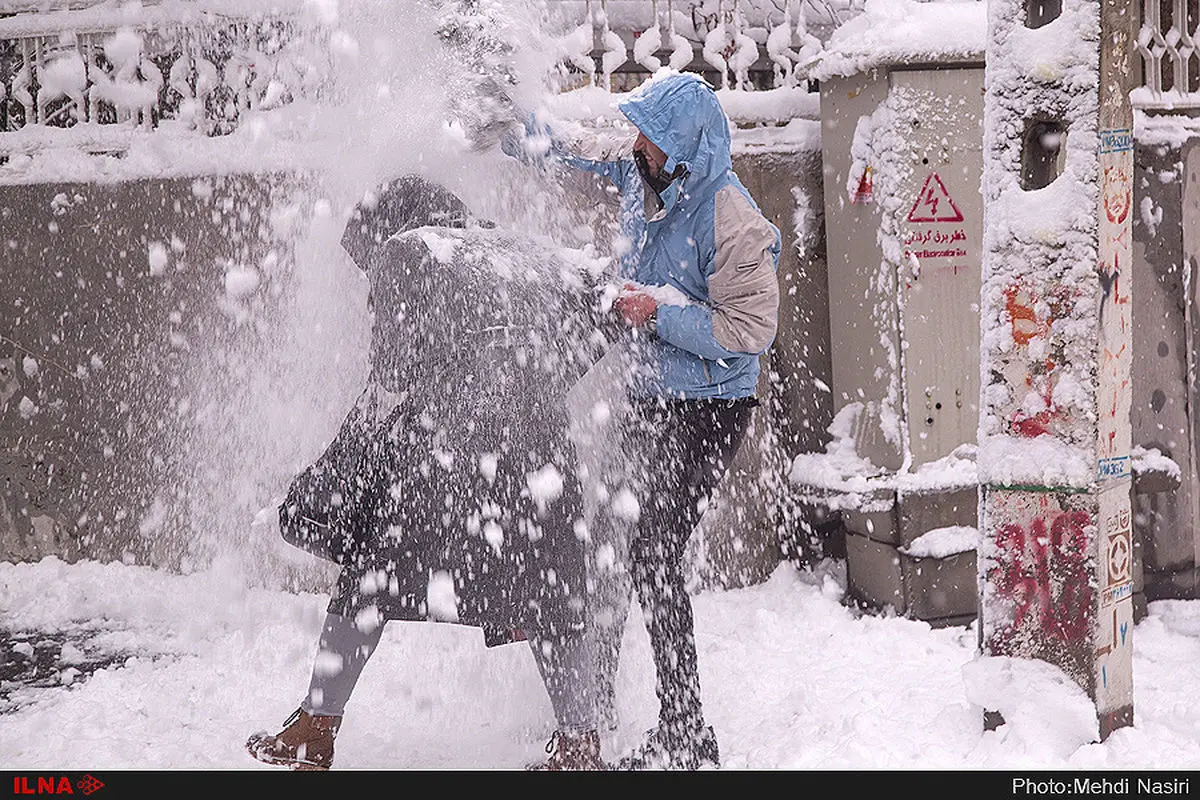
[890,67,985,467]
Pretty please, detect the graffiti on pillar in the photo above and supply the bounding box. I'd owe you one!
[1096,131,1134,482]
[989,508,1096,644]
[1094,484,1134,711]
[999,282,1078,439]
[1102,164,1132,225]
[983,489,1099,691]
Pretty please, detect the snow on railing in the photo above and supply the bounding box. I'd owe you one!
[0,1,330,152]
[552,0,1196,108]
[1135,0,1200,110]
[546,0,832,92]
[0,0,843,168]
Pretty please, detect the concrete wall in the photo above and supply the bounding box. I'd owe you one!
[689,143,833,590]
[0,139,835,593]
[1130,136,1200,600]
[0,175,305,570]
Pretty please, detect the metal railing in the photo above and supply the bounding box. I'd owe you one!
[4,0,1187,146]
[1135,0,1200,108]
[559,0,1200,110]
[0,2,329,144]
[544,0,854,91]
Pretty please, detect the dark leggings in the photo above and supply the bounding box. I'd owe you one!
[626,397,754,735]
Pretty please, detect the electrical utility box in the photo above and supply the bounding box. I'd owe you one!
[802,52,985,626]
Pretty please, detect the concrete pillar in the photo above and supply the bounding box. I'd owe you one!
[978,0,1136,739]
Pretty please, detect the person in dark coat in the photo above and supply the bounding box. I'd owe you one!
[245,175,611,770]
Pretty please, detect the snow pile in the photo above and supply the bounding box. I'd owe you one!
[790,404,978,511]
[732,117,821,156]
[540,80,818,128]
[962,655,1100,760]
[903,525,980,558]
[809,0,986,81]
[977,433,1094,488]
[4,556,1200,768]
[1134,107,1200,148]
[1131,445,1181,484]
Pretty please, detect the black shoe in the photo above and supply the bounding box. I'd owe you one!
[616,723,719,770]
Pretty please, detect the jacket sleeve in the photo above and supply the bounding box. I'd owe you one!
[655,186,781,360]
[502,115,638,189]
[502,117,643,280]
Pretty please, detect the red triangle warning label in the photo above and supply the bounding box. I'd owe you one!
[907,172,964,223]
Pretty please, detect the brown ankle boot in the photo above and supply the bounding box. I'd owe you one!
[528,730,607,771]
[246,708,341,770]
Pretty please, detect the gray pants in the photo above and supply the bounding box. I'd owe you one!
[301,613,597,736]
[567,347,636,732]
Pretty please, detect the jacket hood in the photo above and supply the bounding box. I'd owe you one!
[617,72,732,188]
[341,175,473,270]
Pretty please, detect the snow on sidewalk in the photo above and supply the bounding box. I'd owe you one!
[2,556,1200,770]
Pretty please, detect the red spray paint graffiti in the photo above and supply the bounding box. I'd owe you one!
[991,510,1095,644]
[1000,282,1081,438]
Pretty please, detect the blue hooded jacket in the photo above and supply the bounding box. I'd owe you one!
[617,73,781,400]
[508,73,781,400]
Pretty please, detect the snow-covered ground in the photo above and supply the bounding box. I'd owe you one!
[3,0,1200,776]
[3,554,1200,770]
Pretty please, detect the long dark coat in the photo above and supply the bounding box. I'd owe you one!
[280,177,609,642]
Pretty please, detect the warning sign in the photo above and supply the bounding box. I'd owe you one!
[908,172,964,223]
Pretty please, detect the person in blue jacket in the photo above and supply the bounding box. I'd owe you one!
[613,72,780,771]
[511,72,781,769]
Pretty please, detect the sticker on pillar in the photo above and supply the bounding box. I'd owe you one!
[1097,455,1130,480]
[1101,500,1133,606]
[1105,532,1133,599]
[1102,164,1132,225]
[849,165,874,205]
[1094,482,1134,722]
[1097,137,1133,481]
[907,173,964,223]
[1099,128,1133,155]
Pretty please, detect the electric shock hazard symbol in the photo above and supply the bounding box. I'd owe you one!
[908,172,964,223]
